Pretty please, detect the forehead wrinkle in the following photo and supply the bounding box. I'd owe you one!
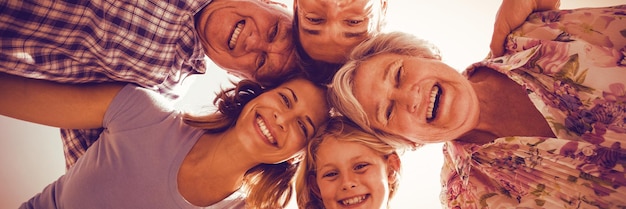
[373,59,396,125]
[267,48,293,77]
[375,101,384,126]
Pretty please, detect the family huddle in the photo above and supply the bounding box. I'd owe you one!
[1,0,625,208]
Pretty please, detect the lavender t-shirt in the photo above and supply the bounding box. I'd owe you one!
[20,85,245,209]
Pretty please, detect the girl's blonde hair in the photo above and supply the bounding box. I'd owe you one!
[296,116,401,209]
[329,31,441,150]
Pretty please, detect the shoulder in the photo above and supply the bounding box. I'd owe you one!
[103,84,178,130]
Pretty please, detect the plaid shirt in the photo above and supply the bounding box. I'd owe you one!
[0,0,210,169]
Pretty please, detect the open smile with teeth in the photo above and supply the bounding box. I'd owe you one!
[228,20,245,50]
[256,116,277,146]
[339,194,368,206]
[426,84,442,122]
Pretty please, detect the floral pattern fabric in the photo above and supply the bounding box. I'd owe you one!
[441,5,626,209]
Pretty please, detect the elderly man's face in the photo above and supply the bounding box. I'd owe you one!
[196,0,297,86]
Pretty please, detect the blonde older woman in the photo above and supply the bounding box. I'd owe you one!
[329,5,626,209]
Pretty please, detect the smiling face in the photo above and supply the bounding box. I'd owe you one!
[315,138,392,209]
[237,78,330,164]
[295,0,387,63]
[196,0,296,85]
[352,53,480,143]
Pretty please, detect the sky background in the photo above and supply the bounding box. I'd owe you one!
[1,0,624,208]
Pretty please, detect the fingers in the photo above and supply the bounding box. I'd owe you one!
[536,0,561,11]
[489,23,509,58]
[488,5,513,58]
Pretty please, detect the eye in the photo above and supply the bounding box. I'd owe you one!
[354,163,370,172]
[257,52,267,69]
[322,171,338,179]
[279,92,291,108]
[395,65,403,87]
[298,120,309,138]
[268,23,278,42]
[385,101,394,124]
[345,19,363,26]
[306,17,324,24]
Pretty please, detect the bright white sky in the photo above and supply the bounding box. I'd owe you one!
[1,1,624,208]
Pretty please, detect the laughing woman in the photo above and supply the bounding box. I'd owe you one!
[0,73,330,209]
[329,5,626,209]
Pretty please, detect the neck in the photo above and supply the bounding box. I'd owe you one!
[458,67,555,145]
[178,131,258,206]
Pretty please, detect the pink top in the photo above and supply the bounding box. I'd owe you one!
[441,5,626,209]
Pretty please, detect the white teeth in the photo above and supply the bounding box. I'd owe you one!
[256,117,276,145]
[426,85,441,121]
[341,195,367,206]
[229,21,244,49]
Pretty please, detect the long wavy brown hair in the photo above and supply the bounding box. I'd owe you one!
[183,79,301,208]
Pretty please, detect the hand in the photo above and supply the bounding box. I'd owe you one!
[488,0,560,58]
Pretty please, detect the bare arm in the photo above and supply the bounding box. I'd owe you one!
[489,0,560,58]
[0,72,124,129]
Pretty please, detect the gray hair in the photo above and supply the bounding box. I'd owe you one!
[328,31,441,150]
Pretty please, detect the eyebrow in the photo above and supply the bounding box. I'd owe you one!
[302,27,320,35]
[286,87,298,102]
[301,27,368,39]
[318,155,369,172]
[286,87,317,137]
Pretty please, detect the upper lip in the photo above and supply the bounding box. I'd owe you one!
[256,114,278,147]
[426,83,442,122]
[338,194,369,206]
[228,20,245,50]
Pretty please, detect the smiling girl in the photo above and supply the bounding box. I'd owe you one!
[296,117,401,209]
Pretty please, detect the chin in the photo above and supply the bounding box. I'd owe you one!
[410,132,460,144]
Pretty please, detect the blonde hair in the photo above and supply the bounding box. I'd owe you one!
[296,116,401,209]
[328,31,441,150]
[184,79,312,209]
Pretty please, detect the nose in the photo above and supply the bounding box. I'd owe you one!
[393,88,419,113]
[327,24,343,44]
[244,34,270,52]
[341,173,358,191]
[274,111,297,131]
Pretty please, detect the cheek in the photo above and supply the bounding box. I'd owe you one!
[300,34,324,52]
[394,116,421,133]
[365,172,391,205]
[287,138,306,154]
[317,180,337,202]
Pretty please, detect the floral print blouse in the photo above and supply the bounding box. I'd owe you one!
[441,5,626,209]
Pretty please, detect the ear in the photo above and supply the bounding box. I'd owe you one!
[386,153,401,183]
